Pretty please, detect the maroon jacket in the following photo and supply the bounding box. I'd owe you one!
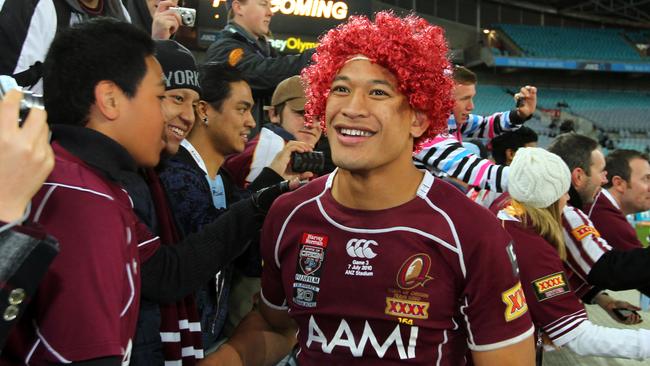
[587,190,642,251]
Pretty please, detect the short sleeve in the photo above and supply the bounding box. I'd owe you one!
[508,223,588,347]
[461,218,534,351]
[260,201,289,310]
[33,188,132,360]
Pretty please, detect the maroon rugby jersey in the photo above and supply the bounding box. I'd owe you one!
[261,171,534,365]
[587,190,642,251]
[500,211,588,347]
[1,144,159,365]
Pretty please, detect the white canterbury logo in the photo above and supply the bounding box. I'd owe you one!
[346,239,378,259]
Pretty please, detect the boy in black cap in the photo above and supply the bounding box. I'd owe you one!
[130,39,204,366]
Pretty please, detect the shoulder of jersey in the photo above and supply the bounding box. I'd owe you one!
[271,175,330,210]
[48,153,120,199]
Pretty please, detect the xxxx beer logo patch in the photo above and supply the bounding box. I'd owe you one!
[532,272,570,302]
[501,282,528,322]
[571,225,600,241]
[385,297,429,320]
[396,254,433,290]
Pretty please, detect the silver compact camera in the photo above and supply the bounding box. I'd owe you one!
[169,7,196,27]
[0,75,44,127]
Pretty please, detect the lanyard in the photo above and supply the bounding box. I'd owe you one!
[180,140,227,209]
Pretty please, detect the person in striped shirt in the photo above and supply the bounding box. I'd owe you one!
[414,66,537,192]
[500,147,650,363]
[547,133,650,303]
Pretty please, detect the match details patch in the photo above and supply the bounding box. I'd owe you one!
[385,297,429,320]
[532,272,570,302]
[228,48,244,66]
[571,225,600,241]
[501,282,528,322]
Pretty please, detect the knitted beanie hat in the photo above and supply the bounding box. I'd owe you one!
[154,40,201,95]
[509,147,571,208]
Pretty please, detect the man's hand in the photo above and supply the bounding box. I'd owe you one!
[595,293,643,325]
[514,85,537,119]
[151,0,181,40]
[268,141,315,182]
[0,90,54,222]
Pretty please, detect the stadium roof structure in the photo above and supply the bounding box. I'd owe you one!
[487,0,650,28]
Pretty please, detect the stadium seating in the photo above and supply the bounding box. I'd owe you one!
[474,85,650,148]
[497,24,643,61]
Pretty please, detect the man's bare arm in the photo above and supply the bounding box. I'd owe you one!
[198,301,297,366]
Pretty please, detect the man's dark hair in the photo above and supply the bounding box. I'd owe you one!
[200,63,246,111]
[491,127,538,165]
[43,17,155,126]
[603,149,649,189]
[547,133,599,175]
[452,65,477,85]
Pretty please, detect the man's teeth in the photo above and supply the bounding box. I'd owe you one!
[169,126,185,137]
[340,128,373,137]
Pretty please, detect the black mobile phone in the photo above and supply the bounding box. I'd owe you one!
[612,308,639,321]
[291,151,325,174]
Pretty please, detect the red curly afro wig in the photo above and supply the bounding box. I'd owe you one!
[302,11,454,151]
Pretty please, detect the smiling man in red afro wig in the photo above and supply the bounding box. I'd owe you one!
[303,11,454,151]
[200,11,535,366]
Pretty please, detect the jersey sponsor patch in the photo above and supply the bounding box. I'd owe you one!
[396,254,433,290]
[293,233,329,308]
[501,282,528,322]
[571,224,600,241]
[531,272,570,302]
[301,232,329,248]
[228,48,244,66]
[307,315,418,360]
[385,297,429,320]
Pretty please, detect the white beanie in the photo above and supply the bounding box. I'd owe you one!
[508,147,571,208]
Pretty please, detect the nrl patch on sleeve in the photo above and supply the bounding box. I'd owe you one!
[501,281,528,322]
[571,224,600,241]
[531,272,570,302]
[228,48,244,66]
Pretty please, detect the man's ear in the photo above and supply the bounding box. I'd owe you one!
[268,107,281,125]
[232,0,243,17]
[196,100,209,120]
[571,167,585,189]
[610,175,627,193]
[94,81,120,121]
[410,111,430,138]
